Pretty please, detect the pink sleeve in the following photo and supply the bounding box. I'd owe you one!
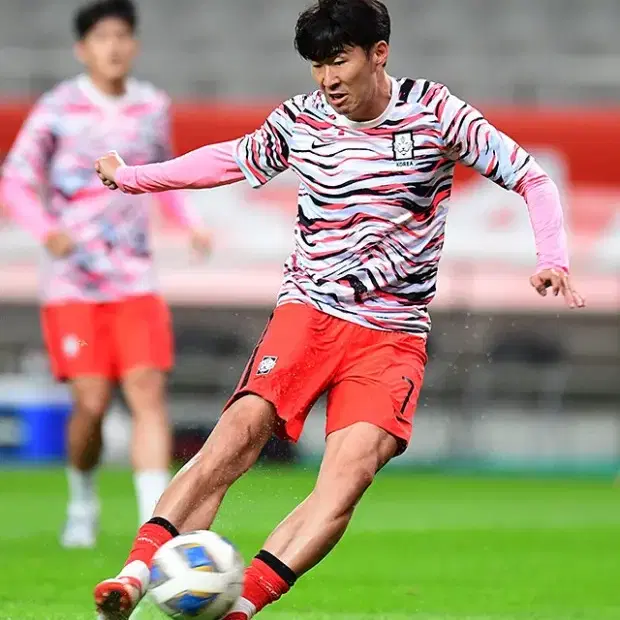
[157,190,203,229]
[115,139,245,194]
[1,94,59,241]
[514,161,570,273]
[1,178,58,241]
[146,93,204,228]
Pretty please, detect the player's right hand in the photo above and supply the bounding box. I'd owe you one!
[45,230,75,258]
[95,150,125,190]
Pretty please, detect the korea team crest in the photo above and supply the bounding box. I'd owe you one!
[62,334,86,358]
[392,131,415,163]
[256,356,278,376]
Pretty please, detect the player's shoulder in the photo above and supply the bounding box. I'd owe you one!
[396,77,452,110]
[279,90,327,119]
[126,78,171,110]
[35,77,83,110]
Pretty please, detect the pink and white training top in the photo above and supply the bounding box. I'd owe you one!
[1,75,200,304]
[116,77,569,336]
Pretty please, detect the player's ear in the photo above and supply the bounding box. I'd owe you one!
[73,41,87,66]
[130,37,141,62]
[373,41,389,69]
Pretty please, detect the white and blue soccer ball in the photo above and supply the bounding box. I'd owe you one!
[148,530,245,619]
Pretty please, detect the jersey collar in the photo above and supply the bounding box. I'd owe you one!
[77,74,138,110]
[333,76,399,130]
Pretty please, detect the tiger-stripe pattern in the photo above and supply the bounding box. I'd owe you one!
[235,77,532,335]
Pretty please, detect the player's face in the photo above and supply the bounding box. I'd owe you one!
[76,17,137,84]
[311,43,389,121]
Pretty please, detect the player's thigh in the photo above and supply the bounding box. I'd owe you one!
[326,330,427,455]
[41,301,113,381]
[315,421,399,509]
[226,303,345,442]
[113,294,174,380]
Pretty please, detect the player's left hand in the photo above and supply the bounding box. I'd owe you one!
[529,268,586,309]
[95,151,125,190]
[190,228,212,258]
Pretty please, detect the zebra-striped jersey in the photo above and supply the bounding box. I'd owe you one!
[234,77,533,335]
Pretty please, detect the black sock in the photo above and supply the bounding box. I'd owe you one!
[255,549,297,586]
[147,516,179,538]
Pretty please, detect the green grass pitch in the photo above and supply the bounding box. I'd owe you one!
[0,467,619,619]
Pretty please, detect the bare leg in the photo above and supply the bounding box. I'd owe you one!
[67,376,112,470]
[122,367,171,471]
[121,367,172,524]
[154,394,278,531]
[63,376,112,548]
[221,422,399,620]
[262,421,398,575]
[94,394,278,618]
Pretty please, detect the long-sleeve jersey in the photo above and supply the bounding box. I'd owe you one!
[115,77,569,336]
[1,74,200,303]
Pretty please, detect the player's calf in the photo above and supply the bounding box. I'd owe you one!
[121,367,172,525]
[67,376,111,470]
[63,377,110,548]
[264,422,397,572]
[223,423,398,619]
[94,395,277,617]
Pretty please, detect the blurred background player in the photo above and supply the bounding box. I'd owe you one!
[92,0,585,618]
[0,0,209,549]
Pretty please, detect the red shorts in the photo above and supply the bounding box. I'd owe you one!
[41,294,173,381]
[226,303,427,453]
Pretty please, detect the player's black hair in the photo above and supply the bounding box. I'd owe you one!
[73,0,138,40]
[294,0,391,63]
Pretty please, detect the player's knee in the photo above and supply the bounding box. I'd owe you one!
[352,461,377,492]
[190,444,250,494]
[340,460,376,500]
[193,395,276,485]
[71,377,111,422]
[122,368,166,415]
[74,392,108,422]
[220,394,277,449]
[315,459,377,517]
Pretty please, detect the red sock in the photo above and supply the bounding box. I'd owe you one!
[124,518,178,568]
[230,554,295,618]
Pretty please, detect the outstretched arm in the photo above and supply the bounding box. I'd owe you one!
[96,139,246,194]
[514,161,568,274]
[431,82,584,308]
[97,97,304,193]
[514,164,584,308]
[150,97,212,231]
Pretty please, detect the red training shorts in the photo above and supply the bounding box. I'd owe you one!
[41,294,173,381]
[226,303,427,453]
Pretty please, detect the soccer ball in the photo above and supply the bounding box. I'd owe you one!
[148,530,245,619]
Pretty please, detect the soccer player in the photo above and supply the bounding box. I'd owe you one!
[92,0,585,617]
[0,0,209,549]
